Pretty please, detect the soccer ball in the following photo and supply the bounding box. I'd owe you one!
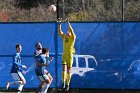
[48,5,56,12]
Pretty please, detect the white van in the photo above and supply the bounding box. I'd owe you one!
[72,54,98,76]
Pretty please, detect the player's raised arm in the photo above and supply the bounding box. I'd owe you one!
[67,18,76,39]
[36,57,54,67]
[57,18,64,38]
[45,57,54,66]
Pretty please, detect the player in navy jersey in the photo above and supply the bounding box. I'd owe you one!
[6,44,27,93]
[34,42,42,59]
[35,48,53,93]
[34,43,53,92]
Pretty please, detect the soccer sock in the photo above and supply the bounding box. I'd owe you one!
[62,71,66,84]
[10,81,22,85]
[16,89,21,93]
[18,84,24,92]
[36,84,43,93]
[66,73,72,85]
[41,84,50,93]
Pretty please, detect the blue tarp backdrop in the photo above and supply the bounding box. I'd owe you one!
[0,22,140,89]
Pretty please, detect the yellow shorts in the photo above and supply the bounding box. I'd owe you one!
[62,54,73,68]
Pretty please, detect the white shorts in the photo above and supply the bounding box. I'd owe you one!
[37,74,49,82]
[11,72,25,81]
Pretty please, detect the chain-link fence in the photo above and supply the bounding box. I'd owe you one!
[124,0,140,21]
[0,0,140,22]
[58,0,122,21]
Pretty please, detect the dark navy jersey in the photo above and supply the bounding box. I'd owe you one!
[34,50,42,60]
[35,54,49,76]
[10,53,22,73]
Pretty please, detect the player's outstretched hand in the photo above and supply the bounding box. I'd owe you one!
[22,65,27,69]
[22,71,26,74]
[57,18,63,25]
[45,57,54,66]
[65,17,70,23]
[50,57,54,61]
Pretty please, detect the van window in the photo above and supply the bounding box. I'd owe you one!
[78,58,86,67]
[72,57,76,67]
[88,58,96,68]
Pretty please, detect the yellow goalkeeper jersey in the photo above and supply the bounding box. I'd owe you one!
[62,35,76,54]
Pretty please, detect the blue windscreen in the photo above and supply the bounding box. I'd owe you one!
[0,22,140,89]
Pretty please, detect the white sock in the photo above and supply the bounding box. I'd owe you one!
[10,81,22,85]
[18,84,24,91]
[41,84,50,93]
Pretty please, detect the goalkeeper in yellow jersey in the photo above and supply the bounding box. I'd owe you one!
[58,18,76,91]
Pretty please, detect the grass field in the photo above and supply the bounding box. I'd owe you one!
[1,89,140,93]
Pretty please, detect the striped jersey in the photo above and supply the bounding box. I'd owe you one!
[10,53,23,73]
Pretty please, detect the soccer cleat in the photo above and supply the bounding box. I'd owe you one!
[65,85,69,91]
[6,82,10,90]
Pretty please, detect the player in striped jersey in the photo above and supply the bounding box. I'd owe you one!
[6,44,27,93]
